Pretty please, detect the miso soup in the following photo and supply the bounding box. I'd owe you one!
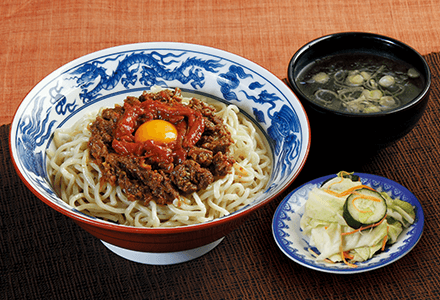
[295,54,425,114]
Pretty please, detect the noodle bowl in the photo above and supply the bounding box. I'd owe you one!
[11,42,310,258]
[47,87,272,227]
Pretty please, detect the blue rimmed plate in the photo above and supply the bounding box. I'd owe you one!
[272,173,424,274]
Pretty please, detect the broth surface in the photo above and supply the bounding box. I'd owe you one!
[296,54,424,113]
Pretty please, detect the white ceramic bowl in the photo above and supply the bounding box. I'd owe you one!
[10,42,310,264]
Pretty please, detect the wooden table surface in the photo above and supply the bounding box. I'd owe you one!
[2,1,440,300]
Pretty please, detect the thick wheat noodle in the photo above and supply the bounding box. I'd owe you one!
[47,91,272,227]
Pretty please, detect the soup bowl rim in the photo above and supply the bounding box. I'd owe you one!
[287,31,431,118]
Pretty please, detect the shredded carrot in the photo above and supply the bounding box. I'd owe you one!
[340,244,358,268]
[324,184,375,197]
[351,193,383,213]
[340,171,352,177]
[323,213,387,268]
[326,171,359,189]
[381,235,387,251]
[327,174,345,189]
[352,198,372,213]
[341,214,387,236]
[381,226,389,251]
[343,251,354,260]
[351,192,382,202]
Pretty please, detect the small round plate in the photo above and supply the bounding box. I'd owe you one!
[272,173,424,274]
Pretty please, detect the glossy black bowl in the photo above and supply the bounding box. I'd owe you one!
[287,32,431,162]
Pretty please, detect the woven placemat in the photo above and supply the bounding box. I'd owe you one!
[1,53,439,300]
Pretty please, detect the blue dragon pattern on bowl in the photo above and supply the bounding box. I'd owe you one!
[11,43,309,214]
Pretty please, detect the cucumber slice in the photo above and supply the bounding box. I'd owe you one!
[343,188,387,229]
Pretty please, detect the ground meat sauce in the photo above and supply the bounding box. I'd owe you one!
[87,88,235,205]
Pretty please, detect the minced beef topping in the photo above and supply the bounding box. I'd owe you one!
[87,88,235,205]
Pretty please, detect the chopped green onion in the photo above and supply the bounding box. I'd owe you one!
[379,75,395,87]
[362,89,383,100]
[346,74,364,86]
[312,72,330,84]
[379,96,398,108]
[408,68,420,78]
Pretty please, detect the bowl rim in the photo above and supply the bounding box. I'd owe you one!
[9,41,311,234]
[287,31,431,118]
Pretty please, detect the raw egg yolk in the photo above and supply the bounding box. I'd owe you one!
[134,120,178,143]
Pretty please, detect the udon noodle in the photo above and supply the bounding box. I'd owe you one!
[46,89,272,227]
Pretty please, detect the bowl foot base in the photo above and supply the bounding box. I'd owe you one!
[101,237,224,265]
